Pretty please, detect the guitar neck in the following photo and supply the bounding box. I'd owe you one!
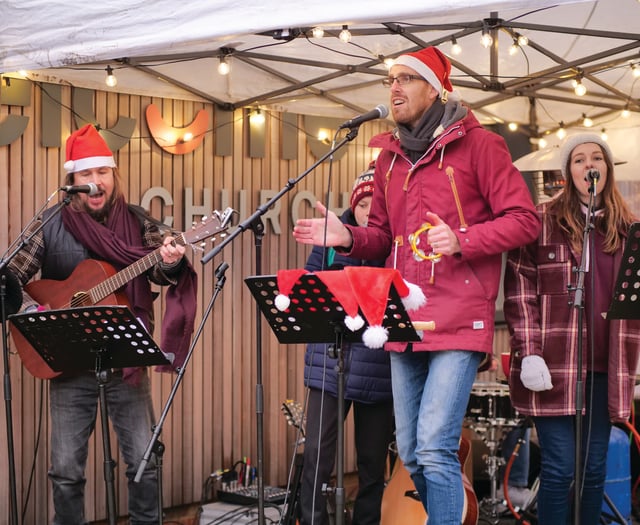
[90,233,186,303]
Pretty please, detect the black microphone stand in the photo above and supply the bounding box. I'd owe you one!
[134,261,231,524]
[200,127,360,525]
[0,191,73,525]
[569,174,598,525]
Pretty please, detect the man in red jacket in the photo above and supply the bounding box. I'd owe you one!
[294,46,540,524]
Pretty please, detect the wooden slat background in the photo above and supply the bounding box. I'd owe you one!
[1,82,639,523]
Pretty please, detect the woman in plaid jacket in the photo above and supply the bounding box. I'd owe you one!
[504,133,640,525]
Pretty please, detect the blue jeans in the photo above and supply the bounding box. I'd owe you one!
[390,349,483,525]
[49,370,158,525]
[532,373,610,525]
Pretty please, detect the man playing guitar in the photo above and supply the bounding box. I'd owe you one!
[8,124,197,524]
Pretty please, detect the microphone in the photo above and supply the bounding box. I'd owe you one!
[587,169,600,182]
[59,183,99,195]
[338,104,389,129]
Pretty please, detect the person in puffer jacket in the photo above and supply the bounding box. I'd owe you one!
[300,163,394,525]
[294,46,541,524]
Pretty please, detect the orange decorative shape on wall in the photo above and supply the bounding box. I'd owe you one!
[145,103,208,154]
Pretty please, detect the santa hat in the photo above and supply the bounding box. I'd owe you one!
[314,270,365,331]
[63,124,116,173]
[559,132,613,179]
[344,267,426,348]
[394,46,453,97]
[350,162,375,213]
[274,268,307,311]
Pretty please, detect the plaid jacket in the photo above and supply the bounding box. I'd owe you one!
[504,203,640,423]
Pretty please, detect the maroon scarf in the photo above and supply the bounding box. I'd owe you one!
[61,197,198,383]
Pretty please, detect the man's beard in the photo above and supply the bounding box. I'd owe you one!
[85,199,112,223]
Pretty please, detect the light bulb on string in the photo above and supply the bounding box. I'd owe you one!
[480,29,493,48]
[574,79,587,96]
[451,37,462,56]
[621,107,631,119]
[218,56,230,75]
[312,26,324,39]
[600,128,608,141]
[105,66,117,87]
[582,113,593,127]
[556,123,566,140]
[509,40,519,56]
[339,25,352,44]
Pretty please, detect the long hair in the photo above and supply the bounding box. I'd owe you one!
[547,144,636,254]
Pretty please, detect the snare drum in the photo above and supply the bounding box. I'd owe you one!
[465,382,520,427]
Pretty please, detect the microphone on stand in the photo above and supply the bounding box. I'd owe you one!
[59,183,99,195]
[586,169,600,182]
[338,104,389,129]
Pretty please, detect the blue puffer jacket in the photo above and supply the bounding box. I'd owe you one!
[303,208,392,403]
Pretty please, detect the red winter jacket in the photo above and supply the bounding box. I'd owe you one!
[346,109,540,356]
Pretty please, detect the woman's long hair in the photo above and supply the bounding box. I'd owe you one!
[547,143,636,254]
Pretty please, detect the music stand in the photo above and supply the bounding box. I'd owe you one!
[9,305,170,525]
[245,272,420,525]
[607,222,640,320]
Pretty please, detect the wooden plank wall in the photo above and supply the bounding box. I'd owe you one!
[0,82,383,523]
[1,82,639,523]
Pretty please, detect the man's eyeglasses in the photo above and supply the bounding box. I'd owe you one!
[382,74,426,88]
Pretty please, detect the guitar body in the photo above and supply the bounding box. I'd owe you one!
[11,259,129,379]
[9,209,232,379]
[380,437,478,525]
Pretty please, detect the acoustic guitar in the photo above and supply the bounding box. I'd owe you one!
[380,436,478,525]
[10,209,233,379]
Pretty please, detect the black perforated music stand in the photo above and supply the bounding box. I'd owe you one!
[244,272,421,345]
[245,271,420,525]
[9,305,170,525]
[608,222,640,320]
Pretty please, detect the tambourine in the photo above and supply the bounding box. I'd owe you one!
[408,222,442,262]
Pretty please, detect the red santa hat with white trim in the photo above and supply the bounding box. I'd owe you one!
[63,124,117,174]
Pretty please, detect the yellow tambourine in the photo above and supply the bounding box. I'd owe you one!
[408,222,442,262]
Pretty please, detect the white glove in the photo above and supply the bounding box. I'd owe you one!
[520,355,553,392]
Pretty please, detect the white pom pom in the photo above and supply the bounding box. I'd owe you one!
[362,325,388,349]
[63,160,75,172]
[401,280,426,311]
[274,294,290,311]
[344,314,365,332]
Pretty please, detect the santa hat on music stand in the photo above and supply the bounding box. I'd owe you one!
[274,269,307,312]
[343,267,425,348]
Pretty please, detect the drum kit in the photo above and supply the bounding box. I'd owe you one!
[464,381,524,522]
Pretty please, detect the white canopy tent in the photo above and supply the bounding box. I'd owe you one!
[2,0,640,178]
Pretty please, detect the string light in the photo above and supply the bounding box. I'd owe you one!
[517,34,529,47]
[574,78,587,97]
[339,25,352,44]
[508,122,518,131]
[538,137,548,149]
[631,63,640,78]
[582,113,593,127]
[382,57,395,70]
[451,37,462,56]
[249,108,265,125]
[312,26,324,38]
[217,56,230,75]
[105,66,117,88]
[621,107,631,119]
[480,28,493,48]
[556,123,566,139]
[509,39,519,56]
[600,128,608,141]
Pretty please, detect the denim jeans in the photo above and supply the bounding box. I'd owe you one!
[300,388,394,525]
[49,370,158,525]
[390,349,483,525]
[532,373,610,525]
